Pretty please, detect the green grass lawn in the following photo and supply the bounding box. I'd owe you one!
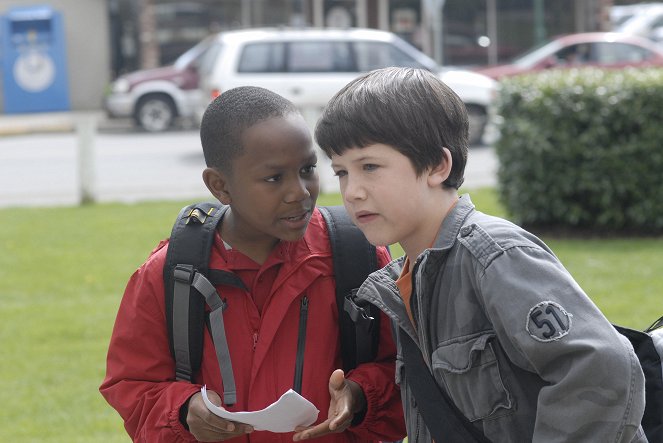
[1,188,661,441]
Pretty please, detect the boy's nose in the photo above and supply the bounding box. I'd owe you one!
[342,175,366,202]
[284,178,311,203]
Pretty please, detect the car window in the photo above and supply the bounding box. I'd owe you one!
[554,43,591,65]
[512,40,561,68]
[594,42,651,64]
[198,42,224,76]
[353,41,426,71]
[287,41,354,72]
[238,42,286,72]
[174,37,213,69]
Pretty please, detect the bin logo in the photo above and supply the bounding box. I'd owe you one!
[13,28,56,93]
[14,50,55,92]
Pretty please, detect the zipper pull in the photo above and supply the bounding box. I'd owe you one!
[253,331,258,350]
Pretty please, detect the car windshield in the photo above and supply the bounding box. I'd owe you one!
[174,37,214,69]
[392,37,439,71]
[613,14,636,28]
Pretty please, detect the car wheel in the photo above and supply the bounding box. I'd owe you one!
[135,95,176,132]
[466,104,487,146]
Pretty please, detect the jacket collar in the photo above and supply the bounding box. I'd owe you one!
[214,204,331,265]
[431,194,475,251]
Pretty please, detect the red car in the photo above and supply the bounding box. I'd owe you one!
[474,32,663,80]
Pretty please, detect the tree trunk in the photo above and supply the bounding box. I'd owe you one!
[138,0,160,68]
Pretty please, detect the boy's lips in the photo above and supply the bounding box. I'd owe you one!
[281,209,311,220]
[354,210,379,224]
[280,209,312,228]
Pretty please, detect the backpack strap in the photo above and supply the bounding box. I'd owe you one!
[399,328,491,442]
[646,315,663,333]
[190,270,239,405]
[318,206,381,372]
[163,203,243,388]
[614,323,663,442]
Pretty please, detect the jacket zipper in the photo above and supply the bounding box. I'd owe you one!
[293,296,309,394]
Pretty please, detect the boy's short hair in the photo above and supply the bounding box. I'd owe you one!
[315,67,468,189]
[200,86,298,173]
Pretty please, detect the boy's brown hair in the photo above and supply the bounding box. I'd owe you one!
[315,67,468,189]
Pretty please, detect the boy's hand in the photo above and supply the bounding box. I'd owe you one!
[186,390,254,441]
[292,369,366,441]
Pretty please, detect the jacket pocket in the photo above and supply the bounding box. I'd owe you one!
[431,332,512,422]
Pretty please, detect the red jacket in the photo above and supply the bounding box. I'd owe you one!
[100,208,405,442]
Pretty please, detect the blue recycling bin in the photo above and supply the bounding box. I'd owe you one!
[1,5,70,113]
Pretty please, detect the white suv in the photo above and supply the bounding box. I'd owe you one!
[196,28,497,145]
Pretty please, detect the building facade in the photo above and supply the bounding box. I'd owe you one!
[111,0,613,75]
[0,0,614,113]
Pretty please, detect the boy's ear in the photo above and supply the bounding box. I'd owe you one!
[202,167,232,205]
[427,147,453,187]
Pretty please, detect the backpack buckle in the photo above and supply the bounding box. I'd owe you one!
[184,207,216,225]
[344,290,375,333]
[174,264,195,283]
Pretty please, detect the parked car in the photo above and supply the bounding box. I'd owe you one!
[613,3,663,46]
[195,27,497,145]
[474,32,663,80]
[610,3,662,28]
[104,36,213,132]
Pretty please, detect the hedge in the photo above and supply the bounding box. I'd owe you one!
[495,67,663,233]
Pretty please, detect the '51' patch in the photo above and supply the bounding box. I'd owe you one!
[526,301,573,342]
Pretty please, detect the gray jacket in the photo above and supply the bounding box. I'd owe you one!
[356,195,647,442]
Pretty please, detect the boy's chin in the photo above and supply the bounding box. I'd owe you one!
[278,225,310,243]
[362,232,393,248]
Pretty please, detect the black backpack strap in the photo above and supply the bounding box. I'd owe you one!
[164,202,225,383]
[399,328,491,443]
[319,206,381,372]
[645,315,663,333]
[614,323,663,442]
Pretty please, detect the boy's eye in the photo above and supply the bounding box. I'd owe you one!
[363,164,379,172]
[265,174,282,183]
[333,169,347,178]
[301,164,317,176]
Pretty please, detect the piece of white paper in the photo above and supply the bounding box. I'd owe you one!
[201,386,319,433]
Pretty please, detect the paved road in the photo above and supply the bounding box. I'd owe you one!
[0,115,497,208]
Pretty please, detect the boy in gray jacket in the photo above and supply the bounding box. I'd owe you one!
[310,67,647,442]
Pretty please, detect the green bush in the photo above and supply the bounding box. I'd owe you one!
[495,67,663,233]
